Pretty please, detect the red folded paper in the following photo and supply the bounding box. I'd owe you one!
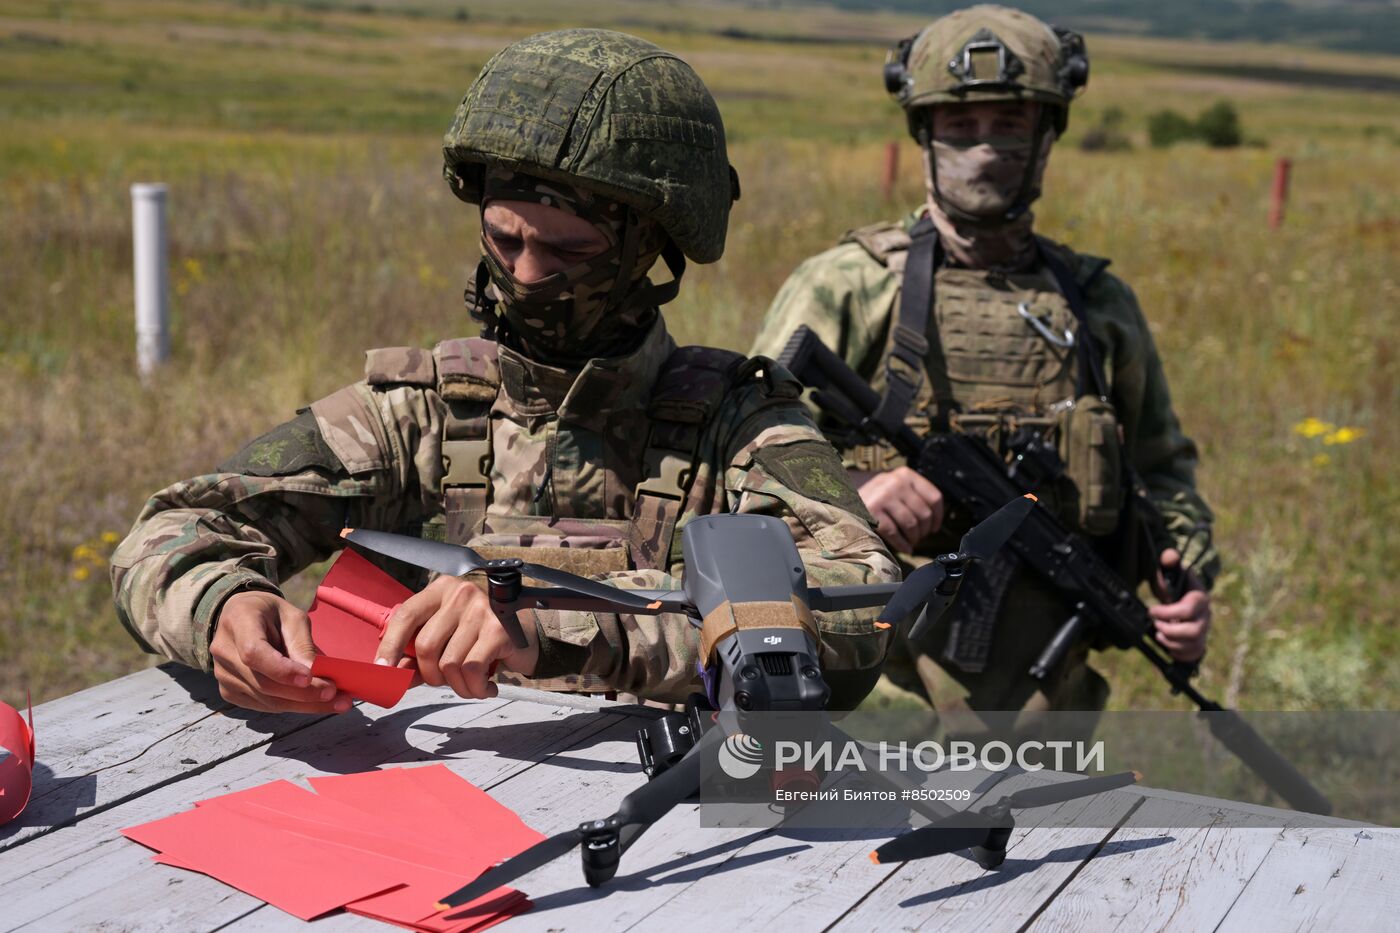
[310,547,416,708]
[122,765,540,931]
[0,692,36,826]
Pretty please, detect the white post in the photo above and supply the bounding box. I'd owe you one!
[131,183,170,379]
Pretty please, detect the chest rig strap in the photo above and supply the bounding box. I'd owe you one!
[874,215,946,434]
[434,337,501,544]
[632,346,746,571]
[1034,237,1111,400]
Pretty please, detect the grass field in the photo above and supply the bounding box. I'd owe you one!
[1,0,1396,713]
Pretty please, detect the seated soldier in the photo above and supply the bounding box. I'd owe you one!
[111,29,898,715]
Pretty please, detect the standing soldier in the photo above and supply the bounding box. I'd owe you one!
[112,29,898,714]
[750,6,1218,718]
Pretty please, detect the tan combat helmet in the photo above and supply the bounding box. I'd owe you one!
[884,4,1089,139]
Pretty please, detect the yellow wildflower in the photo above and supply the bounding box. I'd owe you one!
[184,257,205,282]
[1322,427,1363,445]
[1311,453,1332,467]
[72,566,91,582]
[72,543,95,561]
[101,531,121,544]
[1292,417,1333,438]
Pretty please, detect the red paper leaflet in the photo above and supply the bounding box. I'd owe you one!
[0,691,36,826]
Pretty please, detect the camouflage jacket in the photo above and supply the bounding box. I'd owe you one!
[750,214,1219,588]
[112,318,898,706]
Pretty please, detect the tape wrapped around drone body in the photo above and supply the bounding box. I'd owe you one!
[699,596,819,665]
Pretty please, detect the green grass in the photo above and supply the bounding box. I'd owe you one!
[0,0,1396,712]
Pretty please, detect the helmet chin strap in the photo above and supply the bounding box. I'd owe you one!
[922,105,1057,228]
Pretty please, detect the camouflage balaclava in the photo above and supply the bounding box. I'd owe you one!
[476,168,674,366]
[922,108,1054,270]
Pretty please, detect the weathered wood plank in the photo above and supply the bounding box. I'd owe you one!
[1025,795,1295,932]
[0,695,628,933]
[1214,825,1400,932]
[1,664,334,851]
[829,781,1145,931]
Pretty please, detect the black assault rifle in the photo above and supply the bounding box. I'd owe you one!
[777,324,1331,815]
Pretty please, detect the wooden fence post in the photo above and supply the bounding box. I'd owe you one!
[881,141,900,202]
[1269,158,1291,230]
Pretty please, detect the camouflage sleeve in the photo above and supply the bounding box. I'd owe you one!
[748,245,896,379]
[110,382,441,670]
[530,373,899,708]
[1092,273,1221,589]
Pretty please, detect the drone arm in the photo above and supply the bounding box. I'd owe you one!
[807,583,902,614]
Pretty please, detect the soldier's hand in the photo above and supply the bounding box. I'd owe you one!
[211,590,352,714]
[1149,548,1211,663]
[375,576,538,700]
[853,466,945,554]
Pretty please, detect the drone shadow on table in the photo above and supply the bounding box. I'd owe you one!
[516,828,811,915]
[255,701,644,777]
[896,834,1175,908]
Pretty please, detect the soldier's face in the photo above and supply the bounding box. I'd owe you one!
[482,200,613,284]
[931,101,1040,144]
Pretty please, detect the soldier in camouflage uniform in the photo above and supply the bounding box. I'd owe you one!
[750,6,1218,718]
[111,29,898,715]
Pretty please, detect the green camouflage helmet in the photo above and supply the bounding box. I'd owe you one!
[443,29,739,264]
[884,5,1089,137]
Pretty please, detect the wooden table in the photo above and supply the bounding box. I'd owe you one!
[3,665,1396,932]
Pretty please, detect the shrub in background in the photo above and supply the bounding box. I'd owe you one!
[1149,101,1245,148]
[1197,100,1243,147]
[1079,106,1134,152]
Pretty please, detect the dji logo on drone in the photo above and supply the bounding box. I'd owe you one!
[763,635,784,645]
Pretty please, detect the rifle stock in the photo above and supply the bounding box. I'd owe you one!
[777,325,1331,815]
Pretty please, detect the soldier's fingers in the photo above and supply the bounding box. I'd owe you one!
[881,499,923,543]
[248,669,344,706]
[258,694,354,716]
[1159,548,1183,569]
[437,623,480,699]
[898,485,935,524]
[1158,634,1205,663]
[413,608,459,688]
[276,601,319,669]
[1154,617,1205,636]
[378,583,444,665]
[218,682,274,713]
[462,618,508,699]
[1149,591,1210,622]
[240,637,315,690]
[875,511,914,554]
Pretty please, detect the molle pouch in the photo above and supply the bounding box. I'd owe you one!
[1056,395,1123,537]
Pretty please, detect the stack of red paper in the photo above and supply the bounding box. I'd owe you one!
[123,765,543,931]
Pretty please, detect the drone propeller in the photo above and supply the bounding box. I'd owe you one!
[958,493,1037,563]
[436,730,711,908]
[870,810,1001,864]
[874,494,1038,629]
[340,529,664,649]
[870,770,1140,865]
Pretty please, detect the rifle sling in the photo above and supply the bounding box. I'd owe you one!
[874,216,945,435]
